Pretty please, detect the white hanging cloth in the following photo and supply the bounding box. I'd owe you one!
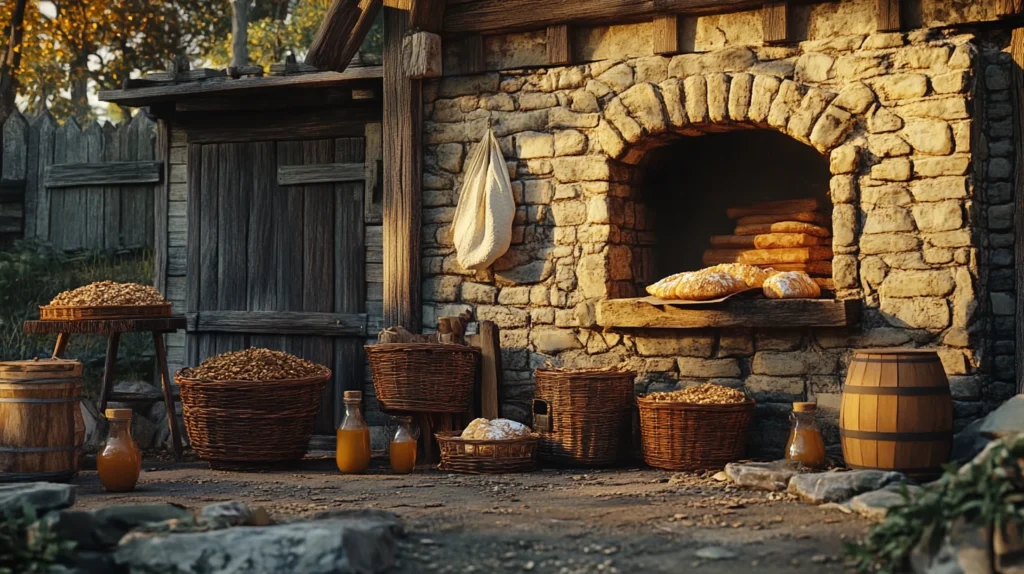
[451,129,516,271]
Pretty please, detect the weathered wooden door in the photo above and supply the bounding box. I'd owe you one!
[185,136,369,433]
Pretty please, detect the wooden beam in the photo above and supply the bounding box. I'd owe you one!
[99,67,383,107]
[384,0,411,8]
[186,311,368,336]
[546,25,572,66]
[409,0,448,32]
[403,31,443,79]
[154,121,170,295]
[180,106,381,144]
[1011,26,1024,394]
[457,35,485,75]
[277,163,366,186]
[875,0,901,32]
[443,0,832,34]
[383,7,422,332]
[44,161,163,188]
[595,298,861,329]
[652,14,680,55]
[998,0,1024,18]
[762,1,789,44]
[306,0,384,73]
[364,122,384,224]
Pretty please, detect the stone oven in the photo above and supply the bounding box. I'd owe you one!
[414,1,1021,456]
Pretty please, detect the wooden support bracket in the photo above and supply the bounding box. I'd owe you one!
[546,25,572,66]
[458,34,485,75]
[652,15,680,55]
[875,0,902,32]
[403,31,443,79]
[762,1,789,44]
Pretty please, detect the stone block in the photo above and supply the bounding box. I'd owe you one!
[635,331,714,357]
[992,292,1015,316]
[518,92,558,111]
[745,375,805,402]
[871,158,912,181]
[832,82,875,114]
[788,470,905,503]
[879,269,954,298]
[514,131,554,159]
[787,88,832,141]
[834,54,887,80]
[475,305,529,328]
[901,117,953,155]
[728,73,754,122]
[912,201,962,233]
[914,156,970,177]
[659,78,688,128]
[989,204,1014,231]
[932,71,969,94]
[796,53,835,83]
[910,176,967,201]
[706,73,731,124]
[676,357,741,378]
[531,328,581,354]
[593,120,627,160]
[683,75,709,124]
[423,276,461,302]
[895,98,970,121]
[596,63,634,92]
[870,74,928,101]
[554,130,587,156]
[879,297,950,329]
[748,75,781,124]
[893,46,950,69]
[810,106,855,152]
[830,145,859,175]
[725,460,801,491]
[620,82,668,134]
[864,206,914,234]
[767,80,805,130]
[868,106,903,133]
[860,233,920,255]
[439,74,500,97]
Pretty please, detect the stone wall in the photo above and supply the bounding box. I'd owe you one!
[418,29,1015,457]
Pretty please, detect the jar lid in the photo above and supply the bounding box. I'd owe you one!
[343,390,363,401]
[792,402,817,413]
[105,408,133,420]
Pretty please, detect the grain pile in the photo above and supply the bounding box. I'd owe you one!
[181,348,329,382]
[50,281,166,306]
[646,384,748,405]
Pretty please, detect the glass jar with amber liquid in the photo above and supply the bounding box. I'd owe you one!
[785,402,826,469]
[336,391,371,474]
[389,417,417,474]
[97,408,141,492]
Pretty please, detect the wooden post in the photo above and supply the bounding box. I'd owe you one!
[0,0,28,125]
[382,7,422,332]
[306,0,384,72]
[998,0,1024,18]
[403,31,443,79]
[652,15,680,55]
[459,35,485,75]
[1011,26,1024,394]
[546,25,572,66]
[230,0,249,68]
[875,0,902,32]
[762,2,789,44]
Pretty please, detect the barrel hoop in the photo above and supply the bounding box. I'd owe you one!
[842,386,950,397]
[846,462,946,475]
[0,445,81,453]
[850,356,940,364]
[0,396,81,404]
[841,429,950,441]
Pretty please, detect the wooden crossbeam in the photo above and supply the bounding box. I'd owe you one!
[875,0,902,31]
[547,25,572,66]
[762,1,789,44]
[44,161,163,188]
[652,14,680,55]
[186,311,368,337]
[277,163,366,186]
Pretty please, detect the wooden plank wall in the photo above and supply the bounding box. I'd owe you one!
[0,110,158,250]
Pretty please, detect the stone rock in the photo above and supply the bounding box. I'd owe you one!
[848,484,922,522]
[864,207,914,234]
[830,145,858,175]
[869,106,904,133]
[834,54,887,81]
[724,460,801,491]
[531,329,581,354]
[810,106,854,152]
[869,134,911,159]
[979,395,1024,438]
[596,63,634,93]
[115,512,403,574]
[871,74,928,101]
[683,75,709,124]
[45,504,192,550]
[554,130,587,156]
[201,501,271,528]
[832,82,875,114]
[619,83,667,134]
[880,270,954,298]
[461,282,497,304]
[896,98,970,121]
[951,417,989,464]
[495,261,550,285]
[514,131,554,159]
[435,143,464,173]
[676,357,741,378]
[902,118,953,155]
[910,177,967,202]
[0,483,75,517]
[787,470,905,503]
[880,297,950,330]
[914,156,970,177]
[796,53,835,83]
[475,305,529,328]
[912,202,962,233]
[695,546,738,560]
[518,92,558,111]
[634,331,714,358]
[871,158,912,181]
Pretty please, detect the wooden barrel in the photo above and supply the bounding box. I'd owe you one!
[0,359,84,482]
[840,349,952,480]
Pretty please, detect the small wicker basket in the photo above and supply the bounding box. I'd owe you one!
[40,303,173,321]
[176,370,329,467]
[366,343,479,413]
[435,431,539,474]
[637,396,755,471]
[533,368,635,467]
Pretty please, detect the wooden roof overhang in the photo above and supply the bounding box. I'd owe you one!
[98,66,383,110]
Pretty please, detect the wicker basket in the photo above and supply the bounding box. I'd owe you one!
[175,370,329,466]
[533,368,634,466]
[637,396,755,471]
[366,344,479,413]
[436,431,538,474]
[40,303,172,321]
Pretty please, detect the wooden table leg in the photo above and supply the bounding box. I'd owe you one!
[52,333,71,358]
[97,333,120,415]
[153,332,183,461]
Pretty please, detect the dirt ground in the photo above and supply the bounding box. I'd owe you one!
[72,453,869,574]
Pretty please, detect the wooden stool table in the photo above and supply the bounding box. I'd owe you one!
[23,317,187,461]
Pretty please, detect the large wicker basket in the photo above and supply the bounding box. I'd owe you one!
[637,396,755,471]
[366,344,479,413]
[175,370,329,467]
[436,431,538,474]
[533,368,634,466]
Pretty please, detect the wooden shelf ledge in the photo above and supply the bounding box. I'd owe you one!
[595,298,860,329]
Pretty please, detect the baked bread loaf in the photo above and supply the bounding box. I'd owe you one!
[460,418,531,440]
[646,270,747,300]
[702,246,834,266]
[734,221,831,238]
[762,272,821,299]
[704,263,775,288]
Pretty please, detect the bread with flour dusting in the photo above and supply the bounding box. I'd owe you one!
[647,270,746,300]
[762,271,821,299]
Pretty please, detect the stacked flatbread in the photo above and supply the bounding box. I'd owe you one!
[702,198,833,287]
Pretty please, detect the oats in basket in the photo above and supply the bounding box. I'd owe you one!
[50,281,167,306]
[181,348,329,382]
[646,383,748,405]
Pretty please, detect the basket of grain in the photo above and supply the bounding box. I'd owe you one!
[175,348,330,468]
[41,281,172,320]
[638,384,755,471]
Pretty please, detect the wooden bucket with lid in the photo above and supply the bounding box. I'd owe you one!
[840,349,952,481]
[0,359,85,482]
